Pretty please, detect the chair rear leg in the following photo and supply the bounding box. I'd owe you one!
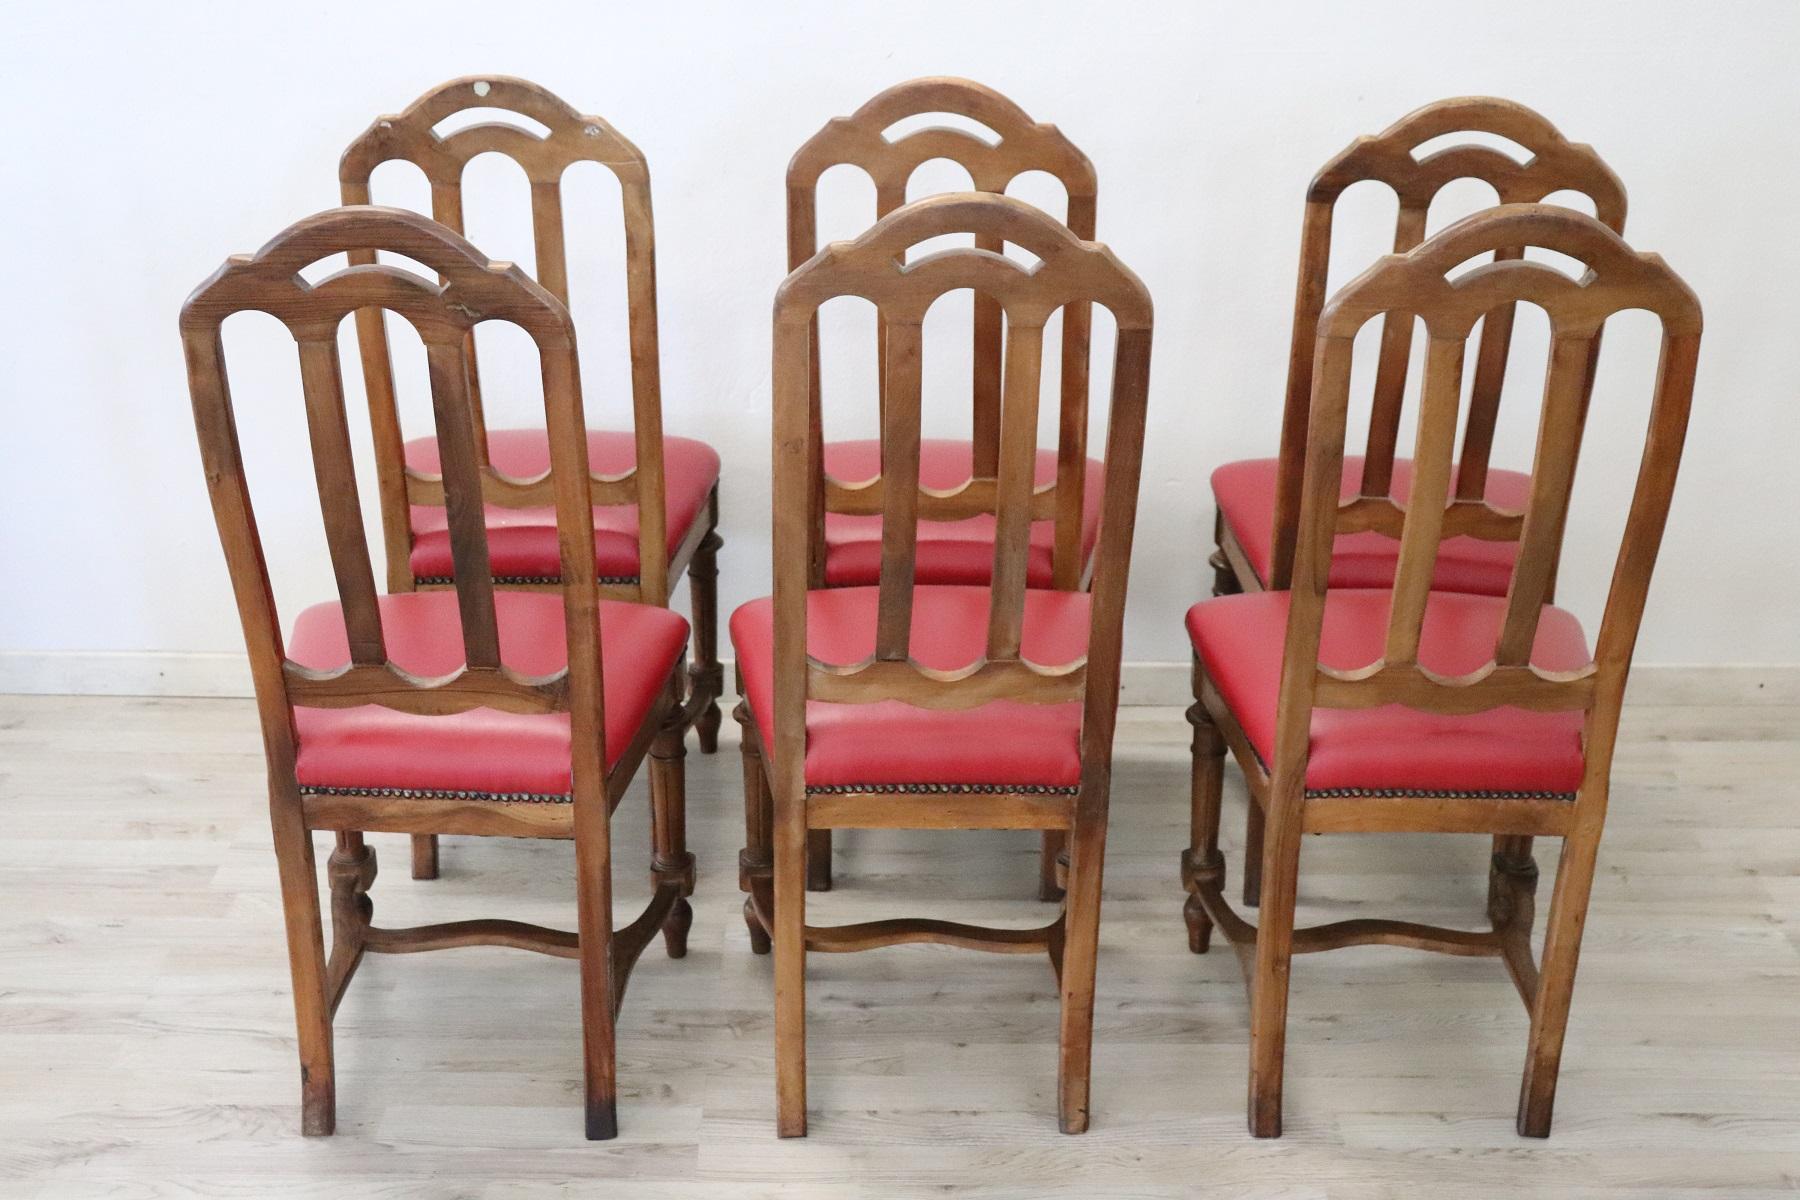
[573,793,619,1140]
[773,782,808,1136]
[688,520,724,754]
[651,693,696,958]
[1517,821,1603,1137]
[270,795,335,1136]
[1057,803,1108,1134]
[410,834,439,880]
[1183,661,1226,953]
[1247,789,1303,1138]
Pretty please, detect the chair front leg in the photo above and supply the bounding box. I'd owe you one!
[1517,817,1604,1137]
[735,701,773,955]
[650,689,695,959]
[573,790,620,1140]
[410,833,439,880]
[269,791,335,1136]
[805,829,833,892]
[687,516,725,754]
[1057,798,1108,1134]
[1038,831,1067,902]
[1247,779,1304,1138]
[1182,662,1226,954]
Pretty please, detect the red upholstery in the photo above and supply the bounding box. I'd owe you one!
[1187,589,1590,795]
[288,591,689,797]
[1212,456,1531,595]
[822,439,1105,587]
[407,430,721,581]
[731,585,1090,790]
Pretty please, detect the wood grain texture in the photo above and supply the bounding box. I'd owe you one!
[2,693,1797,1195]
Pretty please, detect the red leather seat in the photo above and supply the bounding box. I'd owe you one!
[1212,456,1531,595]
[407,430,721,582]
[732,585,1090,790]
[1187,589,1590,795]
[822,439,1104,587]
[289,591,689,798]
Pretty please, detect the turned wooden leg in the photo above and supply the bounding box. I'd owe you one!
[410,834,439,880]
[687,517,724,755]
[573,788,619,1140]
[1057,800,1108,1134]
[1038,831,1067,902]
[1517,818,1604,1138]
[269,792,335,1136]
[651,694,696,959]
[806,829,833,892]
[326,832,376,997]
[735,701,773,955]
[773,777,808,1137]
[1182,661,1226,954]
[1488,834,1539,932]
[1247,781,1303,1138]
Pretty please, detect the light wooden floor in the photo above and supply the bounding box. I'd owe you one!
[2,689,1797,1197]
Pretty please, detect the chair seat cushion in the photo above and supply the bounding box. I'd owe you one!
[407,430,721,582]
[288,591,689,798]
[731,585,1090,791]
[1212,456,1531,595]
[821,439,1104,587]
[1186,589,1589,795]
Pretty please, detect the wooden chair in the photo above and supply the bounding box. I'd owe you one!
[1179,204,1701,1137]
[340,75,724,881]
[182,206,696,1140]
[782,76,1100,897]
[734,192,1153,1135]
[1212,96,1628,908]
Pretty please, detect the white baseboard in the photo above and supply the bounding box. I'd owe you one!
[3,650,1798,706]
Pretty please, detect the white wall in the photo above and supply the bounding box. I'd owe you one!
[4,0,1798,683]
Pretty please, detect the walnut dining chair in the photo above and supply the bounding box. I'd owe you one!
[733,191,1153,1136]
[340,75,724,881]
[1211,96,1628,909]
[779,75,1101,898]
[182,205,696,1140]
[1179,204,1701,1137]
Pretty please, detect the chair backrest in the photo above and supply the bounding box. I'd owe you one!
[341,75,669,602]
[771,193,1152,774]
[788,78,1099,586]
[1268,97,1629,587]
[182,206,609,797]
[1281,204,1700,782]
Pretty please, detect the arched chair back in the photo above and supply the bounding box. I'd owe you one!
[340,76,669,602]
[787,78,1099,585]
[771,191,1152,760]
[181,205,610,798]
[1284,203,1701,787]
[1269,97,1629,586]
